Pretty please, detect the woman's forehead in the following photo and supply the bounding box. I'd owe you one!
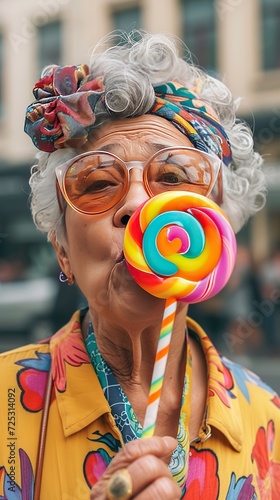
[86,115,193,153]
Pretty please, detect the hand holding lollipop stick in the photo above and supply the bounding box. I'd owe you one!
[123,191,237,438]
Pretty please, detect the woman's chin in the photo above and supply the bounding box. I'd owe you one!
[111,292,165,326]
[112,260,138,289]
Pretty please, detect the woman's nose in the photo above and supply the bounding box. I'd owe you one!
[113,169,150,227]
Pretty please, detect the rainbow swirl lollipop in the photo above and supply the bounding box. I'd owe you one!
[124,191,236,303]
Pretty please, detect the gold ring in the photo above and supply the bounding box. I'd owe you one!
[106,469,133,500]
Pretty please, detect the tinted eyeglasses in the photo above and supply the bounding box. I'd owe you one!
[55,146,222,215]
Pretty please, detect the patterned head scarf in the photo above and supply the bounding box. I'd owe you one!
[24,64,232,165]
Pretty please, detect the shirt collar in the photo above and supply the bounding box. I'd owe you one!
[187,317,243,452]
[49,309,112,437]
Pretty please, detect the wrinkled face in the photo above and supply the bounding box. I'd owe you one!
[54,115,199,321]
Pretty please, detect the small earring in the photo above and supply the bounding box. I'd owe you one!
[59,271,68,283]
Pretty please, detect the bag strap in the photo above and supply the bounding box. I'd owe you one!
[34,363,53,500]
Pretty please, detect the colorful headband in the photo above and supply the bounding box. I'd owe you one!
[24,64,232,165]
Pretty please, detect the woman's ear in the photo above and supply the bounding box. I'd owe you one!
[50,233,72,278]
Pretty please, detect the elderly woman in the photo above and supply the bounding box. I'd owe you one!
[0,32,279,500]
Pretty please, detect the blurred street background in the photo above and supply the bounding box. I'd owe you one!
[0,0,279,391]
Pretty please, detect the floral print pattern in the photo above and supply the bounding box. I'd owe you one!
[16,352,51,412]
[198,332,236,407]
[0,449,34,499]
[50,317,90,392]
[222,357,278,404]
[184,448,219,499]
[225,473,256,499]
[251,420,280,498]
[83,431,120,488]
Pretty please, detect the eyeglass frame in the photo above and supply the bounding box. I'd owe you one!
[55,146,223,215]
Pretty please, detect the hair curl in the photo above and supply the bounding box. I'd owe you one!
[29,30,266,243]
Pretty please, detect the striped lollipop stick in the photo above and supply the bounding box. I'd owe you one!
[142,297,177,438]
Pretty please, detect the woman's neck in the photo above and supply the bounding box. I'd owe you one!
[83,302,188,394]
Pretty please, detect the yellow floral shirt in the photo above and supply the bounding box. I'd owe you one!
[0,309,279,499]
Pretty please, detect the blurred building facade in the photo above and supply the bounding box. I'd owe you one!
[0,0,279,384]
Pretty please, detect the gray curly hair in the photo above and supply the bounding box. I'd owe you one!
[29,31,266,243]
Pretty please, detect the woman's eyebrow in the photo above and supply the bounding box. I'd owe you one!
[97,142,173,153]
[98,144,115,152]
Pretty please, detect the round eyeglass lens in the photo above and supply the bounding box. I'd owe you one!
[64,153,128,213]
[146,149,214,197]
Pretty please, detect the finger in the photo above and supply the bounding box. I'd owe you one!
[127,453,177,496]
[121,436,178,465]
[135,477,181,500]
